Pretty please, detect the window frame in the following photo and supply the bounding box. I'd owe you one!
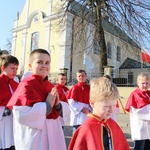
[107,42,112,59]
[31,32,39,51]
[116,46,121,61]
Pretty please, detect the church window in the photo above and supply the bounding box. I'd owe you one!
[31,32,39,51]
[107,42,112,59]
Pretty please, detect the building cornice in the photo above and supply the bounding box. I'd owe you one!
[11,10,46,32]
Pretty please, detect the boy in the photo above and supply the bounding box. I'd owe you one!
[67,69,92,132]
[55,73,70,123]
[7,49,66,150]
[103,74,120,121]
[0,54,19,150]
[68,77,130,150]
[125,72,150,150]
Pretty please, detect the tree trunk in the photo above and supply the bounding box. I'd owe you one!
[95,2,107,74]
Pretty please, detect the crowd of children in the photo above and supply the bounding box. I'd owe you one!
[3,48,150,150]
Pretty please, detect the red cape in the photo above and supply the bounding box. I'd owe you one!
[68,114,130,150]
[55,84,69,103]
[125,88,150,112]
[67,82,90,104]
[0,74,18,106]
[7,75,59,119]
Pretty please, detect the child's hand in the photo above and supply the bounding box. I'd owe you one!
[81,107,90,114]
[54,92,60,106]
[46,87,57,107]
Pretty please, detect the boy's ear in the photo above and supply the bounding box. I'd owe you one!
[56,78,58,83]
[89,100,95,108]
[1,66,5,72]
[28,64,32,69]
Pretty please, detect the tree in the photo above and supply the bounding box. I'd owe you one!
[5,38,12,53]
[60,0,150,73]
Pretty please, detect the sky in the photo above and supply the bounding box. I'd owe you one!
[0,0,26,50]
[0,1,150,52]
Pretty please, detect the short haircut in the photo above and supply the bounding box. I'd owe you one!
[56,73,67,82]
[58,73,66,76]
[103,74,111,80]
[137,72,150,82]
[0,54,19,73]
[76,69,87,75]
[29,49,50,63]
[90,77,119,102]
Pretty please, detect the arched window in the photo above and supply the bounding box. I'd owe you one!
[31,32,39,51]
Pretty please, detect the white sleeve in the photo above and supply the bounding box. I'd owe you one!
[60,101,70,116]
[12,102,47,129]
[0,106,5,121]
[68,99,83,115]
[131,105,150,121]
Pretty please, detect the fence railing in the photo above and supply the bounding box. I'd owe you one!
[48,71,142,87]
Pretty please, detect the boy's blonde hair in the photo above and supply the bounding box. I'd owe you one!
[90,77,119,102]
[137,72,150,82]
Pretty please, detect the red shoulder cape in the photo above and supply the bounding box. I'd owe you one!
[0,74,18,106]
[67,82,90,104]
[55,84,69,103]
[7,75,59,119]
[125,88,150,112]
[68,114,130,150]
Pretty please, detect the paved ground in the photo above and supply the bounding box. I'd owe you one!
[64,113,134,150]
[117,113,134,150]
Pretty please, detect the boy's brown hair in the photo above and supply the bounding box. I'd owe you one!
[0,54,19,73]
[90,77,119,102]
[103,74,111,80]
[76,69,87,75]
[29,49,50,63]
[58,73,66,76]
[56,73,67,82]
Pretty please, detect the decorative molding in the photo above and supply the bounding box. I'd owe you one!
[34,15,40,24]
[12,11,46,32]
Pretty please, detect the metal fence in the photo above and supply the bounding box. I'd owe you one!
[48,69,149,87]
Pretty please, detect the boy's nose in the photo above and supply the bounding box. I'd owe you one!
[109,106,116,113]
[41,63,46,67]
[109,107,113,113]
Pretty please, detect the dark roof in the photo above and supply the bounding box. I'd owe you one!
[119,57,150,69]
[102,19,140,48]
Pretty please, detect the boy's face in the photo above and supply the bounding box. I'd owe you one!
[29,53,50,79]
[90,99,117,120]
[57,75,66,85]
[76,72,87,83]
[137,79,150,92]
[2,63,18,79]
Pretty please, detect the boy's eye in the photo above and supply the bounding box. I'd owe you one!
[104,106,109,108]
[37,61,42,64]
[37,61,50,65]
